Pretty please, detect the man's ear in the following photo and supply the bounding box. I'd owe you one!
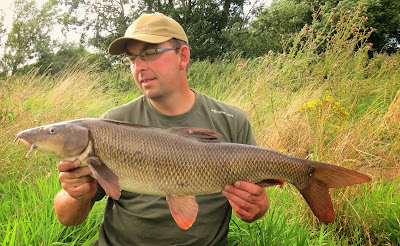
[179,45,190,71]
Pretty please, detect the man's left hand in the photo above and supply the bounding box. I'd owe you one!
[222,181,269,222]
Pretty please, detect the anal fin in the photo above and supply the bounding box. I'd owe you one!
[166,195,199,230]
[87,155,120,200]
[256,179,285,187]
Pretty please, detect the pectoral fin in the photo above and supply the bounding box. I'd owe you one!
[87,155,120,200]
[166,195,199,230]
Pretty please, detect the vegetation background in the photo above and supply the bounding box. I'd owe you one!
[0,0,399,76]
[1,0,399,245]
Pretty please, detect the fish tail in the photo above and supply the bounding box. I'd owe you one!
[297,161,371,223]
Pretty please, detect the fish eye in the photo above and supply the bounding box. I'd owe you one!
[49,128,56,134]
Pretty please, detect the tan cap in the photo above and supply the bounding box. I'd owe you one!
[108,13,188,55]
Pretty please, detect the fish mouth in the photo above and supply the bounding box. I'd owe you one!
[14,136,37,157]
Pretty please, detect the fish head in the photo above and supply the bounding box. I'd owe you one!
[15,122,89,159]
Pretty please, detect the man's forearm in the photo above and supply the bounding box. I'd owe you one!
[54,189,95,226]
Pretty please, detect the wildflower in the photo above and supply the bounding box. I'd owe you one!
[324,95,333,101]
[236,62,245,68]
[333,125,342,132]
[306,102,315,108]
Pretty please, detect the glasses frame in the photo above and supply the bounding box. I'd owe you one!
[121,47,180,66]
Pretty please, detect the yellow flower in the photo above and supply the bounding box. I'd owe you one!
[306,102,315,108]
[324,95,333,101]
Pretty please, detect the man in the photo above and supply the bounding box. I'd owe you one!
[54,13,269,245]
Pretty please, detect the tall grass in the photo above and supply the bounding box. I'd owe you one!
[1,4,399,245]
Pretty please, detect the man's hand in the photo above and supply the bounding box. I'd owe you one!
[57,160,97,201]
[222,181,269,222]
[55,160,97,226]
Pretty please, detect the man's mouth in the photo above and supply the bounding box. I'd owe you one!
[141,78,155,84]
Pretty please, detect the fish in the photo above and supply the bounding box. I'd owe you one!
[15,118,371,229]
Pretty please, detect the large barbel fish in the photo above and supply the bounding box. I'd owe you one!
[15,118,370,229]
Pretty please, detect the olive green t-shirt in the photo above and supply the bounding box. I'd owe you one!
[93,90,257,246]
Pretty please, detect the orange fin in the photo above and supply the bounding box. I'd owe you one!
[166,195,199,230]
[256,179,285,187]
[169,127,222,142]
[87,155,120,200]
[298,160,371,223]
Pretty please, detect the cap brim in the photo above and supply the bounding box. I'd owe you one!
[108,34,173,55]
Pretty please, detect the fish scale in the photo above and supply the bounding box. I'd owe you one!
[87,119,312,195]
[15,118,371,229]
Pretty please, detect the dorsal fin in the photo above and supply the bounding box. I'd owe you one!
[99,118,151,128]
[98,118,222,142]
[169,127,222,142]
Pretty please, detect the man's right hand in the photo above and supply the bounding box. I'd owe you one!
[57,160,97,201]
[54,160,97,226]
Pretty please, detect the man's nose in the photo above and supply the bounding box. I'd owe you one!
[133,56,147,71]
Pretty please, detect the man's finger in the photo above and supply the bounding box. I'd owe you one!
[66,179,97,200]
[57,160,80,172]
[222,183,262,204]
[228,199,252,221]
[60,175,94,187]
[59,167,93,181]
[232,181,264,196]
[222,185,257,210]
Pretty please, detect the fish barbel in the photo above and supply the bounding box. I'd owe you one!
[15,118,370,229]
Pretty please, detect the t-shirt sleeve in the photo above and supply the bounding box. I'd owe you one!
[238,116,258,146]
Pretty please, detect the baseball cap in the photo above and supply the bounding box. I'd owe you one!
[108,13,188,55]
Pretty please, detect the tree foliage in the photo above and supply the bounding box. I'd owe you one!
[364,0,400,53]
[1,0,398,76]
[227,0,312,57]
[233,0,399,57]
[60,0,248,61]
[0,0,59,76]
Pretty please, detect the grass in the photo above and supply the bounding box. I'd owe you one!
[1,168,105,245]
[1,4,400,245]
[229,180,400,245]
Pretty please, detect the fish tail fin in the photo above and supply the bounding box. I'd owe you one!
[298,161,371,223]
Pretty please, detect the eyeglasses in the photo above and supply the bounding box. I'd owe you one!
[122,47,180,65]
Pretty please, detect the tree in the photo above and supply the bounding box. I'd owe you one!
[363,0,400,53]
[59,0,140,62]
[229,0,399,58]
[61,0,248,61]
[0,10,7,46]
[158,0,248,60]
[16,43,94,75]
[0,0,60,76]
[227,0,312,57]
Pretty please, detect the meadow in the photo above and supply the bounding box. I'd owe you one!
[1,6,399,245]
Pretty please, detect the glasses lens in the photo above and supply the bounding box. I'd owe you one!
[141,49,158,60]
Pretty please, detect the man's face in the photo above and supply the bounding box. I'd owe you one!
[126,40,181,100]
